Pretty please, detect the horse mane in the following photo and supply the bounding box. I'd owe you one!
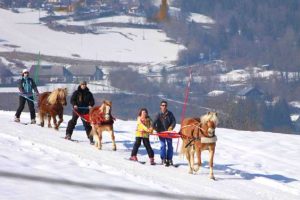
[200,112,219,126]
[47,88,67,105]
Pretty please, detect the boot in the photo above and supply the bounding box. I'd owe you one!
[64,135,71,140]
[129,156,138,161]
[89,136,95,145]
[168,160,173,166]
[165,160,170,167]
[31,119,36,124]
[14,117,20,122]
[161,159,167,165]
[150,157,155,165]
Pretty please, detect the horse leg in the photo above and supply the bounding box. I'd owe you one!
[57,113,63,129]
[52,115,58,130]
[111,129,117,151]
[98,129,102,150]
[47,114,52,128]
[91,126,100,149]
[185,146,193,174]
[190,145,196,173]
[208,144,216,180]
[39,111,44,127]
[193,144,201,172]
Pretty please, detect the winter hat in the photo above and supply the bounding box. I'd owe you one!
[22,69,29,74]
[80,80,87,85]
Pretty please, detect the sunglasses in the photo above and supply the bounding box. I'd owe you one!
[160,104,167,107]
[23,72,29,74]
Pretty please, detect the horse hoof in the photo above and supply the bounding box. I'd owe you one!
[113,146,117,151]
[193,166,200,172]
[210,176,215,180]
[188,170,193,174]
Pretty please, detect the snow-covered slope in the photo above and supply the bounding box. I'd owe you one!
[0,8,182,63]
[0,111,299,200]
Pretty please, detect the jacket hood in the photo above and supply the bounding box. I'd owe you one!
[77,86,90,92]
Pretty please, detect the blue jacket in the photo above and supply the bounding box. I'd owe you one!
[18,77,38,96]
[153,110,176,132]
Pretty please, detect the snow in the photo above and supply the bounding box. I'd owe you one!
[207,90,225,97]
[188,13,215,24]
[290,101,300,109]
[0,8,183,63]
[58,15,152,26]
[0,110,299,200]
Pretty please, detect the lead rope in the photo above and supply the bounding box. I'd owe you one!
[176,68,192,152]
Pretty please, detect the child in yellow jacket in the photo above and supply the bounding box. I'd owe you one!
[130,108,155,165]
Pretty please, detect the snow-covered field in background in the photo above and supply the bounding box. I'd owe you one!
[58,15,152,26]
[0,8,183,63]
[0,110,299,200]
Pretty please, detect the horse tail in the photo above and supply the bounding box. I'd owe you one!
[180,135,187,156]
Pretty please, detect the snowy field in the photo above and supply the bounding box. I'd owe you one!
[0,110,299,200]
[0,8,182,63]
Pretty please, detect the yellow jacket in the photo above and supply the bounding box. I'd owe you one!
[135,116,153,138]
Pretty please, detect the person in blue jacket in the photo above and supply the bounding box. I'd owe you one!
[153,100,176,167]
[15,69,39,124]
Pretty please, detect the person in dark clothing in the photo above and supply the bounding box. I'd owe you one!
[153,100,176,167]
[15,69,39,124]
[65,81,95,144]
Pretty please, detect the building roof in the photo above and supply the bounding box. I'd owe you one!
[68,65,100,76]
[237,86,264,96]
[30,65,65,76]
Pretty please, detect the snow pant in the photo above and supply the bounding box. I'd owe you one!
[15,96,36,120]
[131,137,154,158]
[66,111,92,139]
[159,137,173,160]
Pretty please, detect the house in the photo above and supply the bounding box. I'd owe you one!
[293,115,300,134]
[29,65,72,83]
[236,86,265,100]
[67,65,104,82]
[0,64,13,84]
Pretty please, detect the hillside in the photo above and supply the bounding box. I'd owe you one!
[0,8,182,63]
[0,111,299,200]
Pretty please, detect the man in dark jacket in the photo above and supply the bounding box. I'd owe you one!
[65,81,95,144]
[153,100,176,167]
[15,69,39,124]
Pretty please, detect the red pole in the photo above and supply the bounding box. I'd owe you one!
[176,67,192,152]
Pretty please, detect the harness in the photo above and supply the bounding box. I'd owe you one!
[179,121,216,148]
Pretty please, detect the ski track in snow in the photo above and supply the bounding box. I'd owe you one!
[0,111,300,200]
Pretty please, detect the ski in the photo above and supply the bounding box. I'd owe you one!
[61,137,79,143]
[125,158,146,164]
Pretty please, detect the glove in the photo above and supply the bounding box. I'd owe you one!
[148,127,154,133]
[168,126,173,131]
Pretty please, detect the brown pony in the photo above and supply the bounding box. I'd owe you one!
[180,112,219,179]
[89,100,116,151]
[38,88,67,130]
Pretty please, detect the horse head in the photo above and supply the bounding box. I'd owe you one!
[58,88,68,106]
[47,88,68,106]
[99,100,112,121]
[200,112,218,137]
